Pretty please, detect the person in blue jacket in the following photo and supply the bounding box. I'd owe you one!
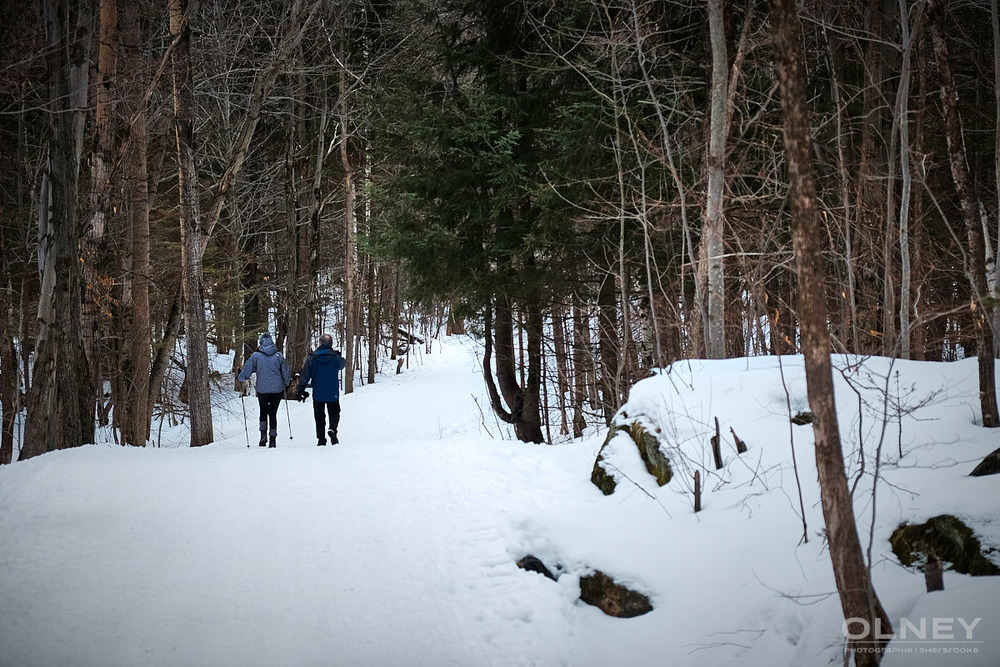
[238,332,291,448]
[296,333,346,446]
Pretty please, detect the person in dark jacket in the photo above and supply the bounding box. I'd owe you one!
[296,333,346,446]
[238,332,291,448]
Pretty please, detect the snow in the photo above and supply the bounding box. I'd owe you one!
[1,338,998,666]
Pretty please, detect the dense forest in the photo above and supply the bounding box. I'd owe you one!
[3,2,1000,663]
[1,0,998,461]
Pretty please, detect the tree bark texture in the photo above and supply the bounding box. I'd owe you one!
[598,271,621,425]
[928,0,1000,428]
[117,0,151,446]
[895,0,920,359]
[0,220,15,463]
[82,0,117,427]
[704,0,728,359]
[340,37,356,395]
[285,73,319,374]
[521,287,545,444]
[853,4,889,356]
[571,300,589,438]
[482,295,544,443]
[993,0,1000,355]
[22,0,96,460]
[367,255,378,385]
[170,0,214,447]
[770,0,893,663]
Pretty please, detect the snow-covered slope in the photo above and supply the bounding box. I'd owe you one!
[1,339,997,666]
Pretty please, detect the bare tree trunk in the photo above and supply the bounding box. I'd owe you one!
[912,40,929,360]
[23,0,96,460]
[854,4,888,356]
[340,30,356,395]
[367,254,378,384]
[522,288,545,443]
[0,76,30,463]
[238,230,264,384]
[571,299,588,438]
[766,268,796,354]
[285,70,321,373]
[823,19,860,353]
[929,0,1000,428]
[493,295,521,423]
[552,305,570,436]
[148,293,182,425]
[598,270,620,425]
[881,0,899,356]
[169,0,213,447]
[704,0,728,359]
[482,295,543,444]
[770,0,893,663]
[390,266,401,360]
[0,212,16,463]
[118,0,151,447]
[83,0,117,426]
[993,0,1000,355]
[895,0,922,359]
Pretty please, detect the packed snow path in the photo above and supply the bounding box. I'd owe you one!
[0,342,602,667]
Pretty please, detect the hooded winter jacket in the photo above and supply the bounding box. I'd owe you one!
[238,333,292,394]
[297,344,346,402]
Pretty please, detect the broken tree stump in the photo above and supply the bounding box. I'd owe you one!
[711,417,723,469]
[730,427,747,454]
[694,470,701,513]
[924,553,944,592]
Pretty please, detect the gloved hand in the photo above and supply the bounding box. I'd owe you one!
[296,389,309,402]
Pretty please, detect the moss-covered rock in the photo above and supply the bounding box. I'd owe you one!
[889,515,1000,576]
[628,421,673,486]
[579,570,653,618]
[590,421,673,495]
[590,459,618,495]
[591,427,624,495]
[970,447,1000,477]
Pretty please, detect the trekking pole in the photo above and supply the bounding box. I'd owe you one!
[284,392,294,440]
[240,382,250,448]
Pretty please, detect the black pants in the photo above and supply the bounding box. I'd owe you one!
[257,393,283,431]
[314,400,341,442]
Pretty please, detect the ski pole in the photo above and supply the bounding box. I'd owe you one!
[240,382,250,448]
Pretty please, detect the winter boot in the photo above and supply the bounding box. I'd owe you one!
[258,421,267,447]
[328,429,338,445]
[268,429,277,448]
[317,438,326,446]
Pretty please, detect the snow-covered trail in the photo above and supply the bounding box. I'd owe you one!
[5,340,1000,666]
[0,340,597,667]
